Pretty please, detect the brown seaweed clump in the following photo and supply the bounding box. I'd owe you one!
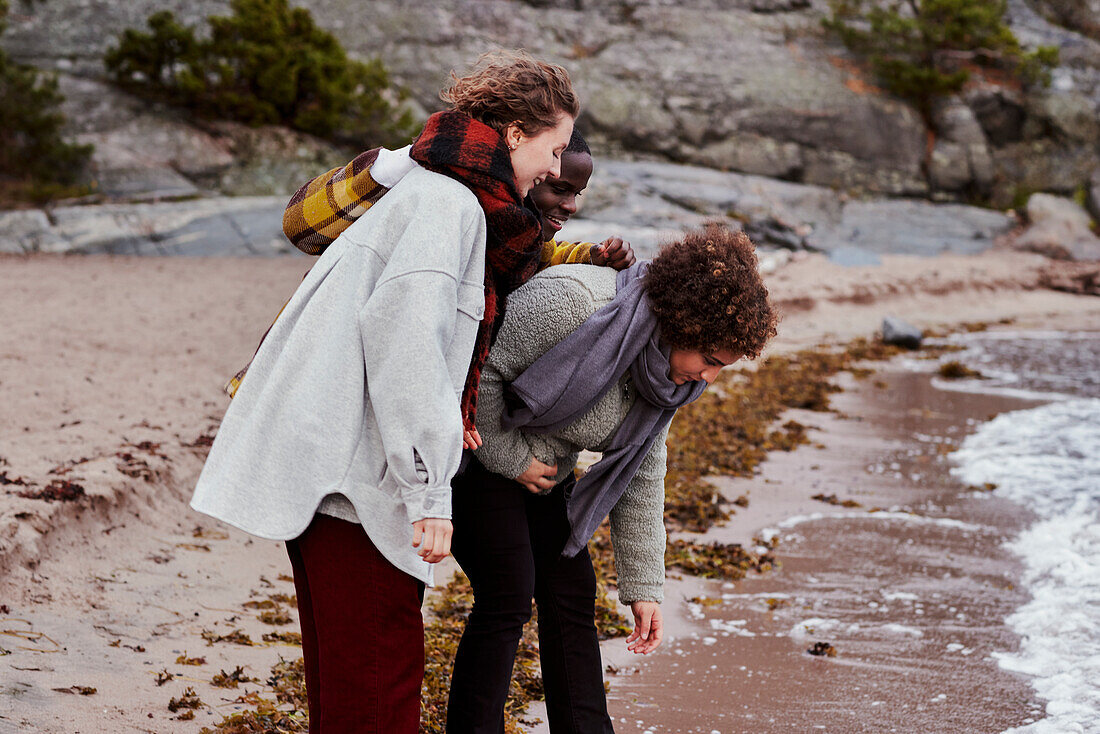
[664,337,904,530]
[17,479,84,502]
[665,539,776,581]
[811,493,863,508]
[262,631,302,645]
[168,686,203,712]
[212,666,257,689]
[938,360,984,379]
[201,629,253,646]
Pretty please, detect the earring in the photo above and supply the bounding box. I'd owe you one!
[508,142,517,151]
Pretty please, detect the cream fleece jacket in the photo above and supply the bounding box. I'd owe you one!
[191,167,487,585]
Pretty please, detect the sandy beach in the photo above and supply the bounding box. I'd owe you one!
[1,248,1098,733]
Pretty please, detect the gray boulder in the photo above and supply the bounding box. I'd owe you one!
[933,98,988,146]
[929,98,995,194]
[808,199,1014,256]
[991,140,1100,208]
[1028,90,1100,145]
[1030,0,1100,41]
[964,88,1028,146]
[692,133,804,180]
[0,210,68,254]
[882,317,923,350]
[929,141,974,193]
[1012,193,1100,261]
[0,197,292,256]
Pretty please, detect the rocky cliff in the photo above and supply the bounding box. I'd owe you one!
[4,0,1099,207]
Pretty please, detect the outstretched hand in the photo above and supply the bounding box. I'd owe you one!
[411,518,452,564]
[515,456,558,495]
[626,601,663,654]
[590,236,636,270]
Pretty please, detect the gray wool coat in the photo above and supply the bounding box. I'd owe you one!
[191,166,487,585]
[474,265,668,604]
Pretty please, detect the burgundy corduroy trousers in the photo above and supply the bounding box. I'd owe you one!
[286,513,426,734]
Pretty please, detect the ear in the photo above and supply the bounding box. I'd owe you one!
[503,122,525,150]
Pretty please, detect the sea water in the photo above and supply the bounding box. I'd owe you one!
[946,331,1100,733]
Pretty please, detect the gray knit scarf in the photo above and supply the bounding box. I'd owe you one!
[502,262,707,556]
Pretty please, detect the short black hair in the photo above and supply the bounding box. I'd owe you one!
[566,129,590,155]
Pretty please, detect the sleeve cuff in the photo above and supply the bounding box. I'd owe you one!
[473,447,534,483]
[371,145,418,188]
[402,484,452,523]
[616,581,664,605]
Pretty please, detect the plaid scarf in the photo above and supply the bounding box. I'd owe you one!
[282,148,386,255]
[410,110,543,429]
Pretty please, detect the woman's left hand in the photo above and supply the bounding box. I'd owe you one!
[626,601,663,654]
[463,428,483,450]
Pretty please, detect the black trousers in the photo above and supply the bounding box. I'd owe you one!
[446,457,614,734]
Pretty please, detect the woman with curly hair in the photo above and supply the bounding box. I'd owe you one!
[191,51,578,733]
[451,224,777,733]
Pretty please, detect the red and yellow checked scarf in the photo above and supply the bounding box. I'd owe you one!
[409,111,543,430]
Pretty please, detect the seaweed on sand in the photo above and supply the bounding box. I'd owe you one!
[420,573,545,733]
[200,334,919,732]
[212,666,257,688]
[17,479,84,502]
[201,629,253,646]
[938,360,984,379]
[168,686,203,712]
[663,337,904,530]
[665,538,777,581]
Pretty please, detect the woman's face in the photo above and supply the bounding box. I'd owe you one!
[529,151,593,241]
[667,347,741,385]
[507,112,574,198]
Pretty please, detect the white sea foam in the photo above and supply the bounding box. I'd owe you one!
[789,618,843,637]
[709,618,756,637]
[951,399,1100,733]
[879,623,923,637]
[774,511,984,532]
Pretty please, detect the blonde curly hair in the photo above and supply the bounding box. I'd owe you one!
[441,50,579,135]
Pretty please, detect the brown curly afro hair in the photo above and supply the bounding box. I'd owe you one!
[645,224,778,359]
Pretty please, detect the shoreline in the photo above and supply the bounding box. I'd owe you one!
[1,251,1098,732]
[587,361,1052,733]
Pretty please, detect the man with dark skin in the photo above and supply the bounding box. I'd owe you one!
[529,131,636,271]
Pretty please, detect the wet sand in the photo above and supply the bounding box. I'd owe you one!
[1,251,1098,732]
[596,369,1048,733]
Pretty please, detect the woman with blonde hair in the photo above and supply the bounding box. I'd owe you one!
[191,51,579,733]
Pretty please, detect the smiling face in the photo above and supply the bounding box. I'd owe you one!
[667,347,741,385]
[529,150,593,241]
[506,112,574,198]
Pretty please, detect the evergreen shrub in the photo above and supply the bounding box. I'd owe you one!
[0,0,93,204]
[105,0,416,146]
[824,0,1059,114]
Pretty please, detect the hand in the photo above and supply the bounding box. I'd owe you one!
[463,428,483,450]
[515,456,558,495]
[590,236,636,271]
[411,518,452,563]
[626,601,663,654]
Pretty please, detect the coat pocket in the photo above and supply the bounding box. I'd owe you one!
[447,280,485,391]
[455,280,485,321]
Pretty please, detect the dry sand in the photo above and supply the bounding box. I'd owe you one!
[1,248,1097,733]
